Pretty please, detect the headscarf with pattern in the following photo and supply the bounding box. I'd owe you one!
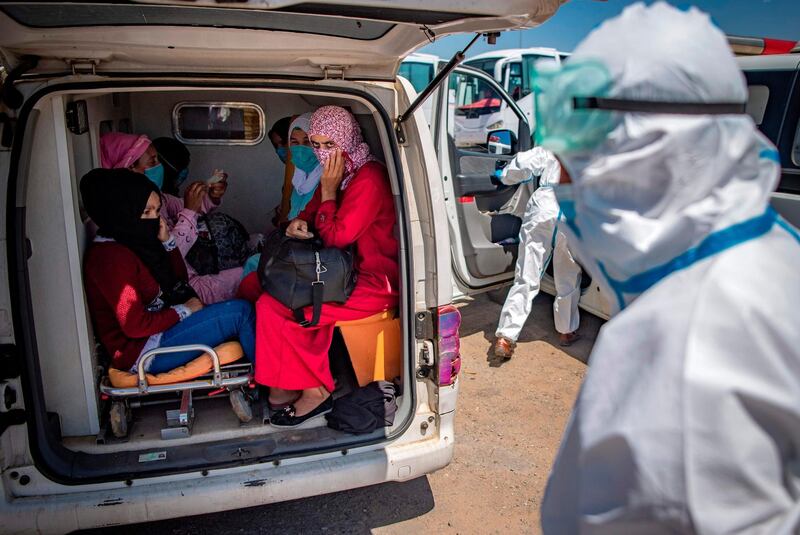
[309,106,376,190]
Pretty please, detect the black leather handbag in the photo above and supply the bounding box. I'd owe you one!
[258,231,357,327]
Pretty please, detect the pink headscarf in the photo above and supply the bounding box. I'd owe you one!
[309,106,376,190]
[100,132,152,169]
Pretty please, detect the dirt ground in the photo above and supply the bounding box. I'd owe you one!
[92,292,603,535]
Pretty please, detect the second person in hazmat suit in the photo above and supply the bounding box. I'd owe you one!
[493,147,582,359]
[536,2,800,533]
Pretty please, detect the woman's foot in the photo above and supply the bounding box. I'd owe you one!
[267,387,301,410]
[270,387,332,428]
[559,331,581,347]
[493,336,516,359]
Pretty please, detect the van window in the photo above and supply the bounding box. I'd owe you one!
[746,85,770,126]
[463,58,500,77]
[173,102,265,145]
[449,70,516,152]
[505,62,525,101]
[398,62,434,94]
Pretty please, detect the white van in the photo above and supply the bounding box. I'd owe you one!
[0,1,570,532]
[463,48,568,133]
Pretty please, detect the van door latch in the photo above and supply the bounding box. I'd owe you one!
[322,65,347,80]
[66,59,100,76]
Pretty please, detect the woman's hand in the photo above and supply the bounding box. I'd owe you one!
[207,170,228,204]
[286,218,314,240]
[158,217,170,242]
[320,149,345,202]
[183,297,204,313]
[184,181,208,213]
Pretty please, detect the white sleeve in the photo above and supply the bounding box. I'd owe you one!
[498,147,556,186]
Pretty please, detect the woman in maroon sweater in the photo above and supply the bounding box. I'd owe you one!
[255,106,399,427]
[81,168,255,374]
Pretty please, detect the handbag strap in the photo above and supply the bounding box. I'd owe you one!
[293,251,327,328]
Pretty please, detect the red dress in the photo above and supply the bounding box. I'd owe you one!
[255,162,399,391]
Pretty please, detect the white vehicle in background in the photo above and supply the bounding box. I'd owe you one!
[398,52,440,125]
[462,47,568,132]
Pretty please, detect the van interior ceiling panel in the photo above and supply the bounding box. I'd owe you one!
[13,82,414,483]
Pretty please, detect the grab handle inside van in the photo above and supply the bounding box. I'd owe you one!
[135,344,221,393]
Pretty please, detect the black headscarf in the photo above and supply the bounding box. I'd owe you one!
[152,137,190,196]
[81,168,194,305]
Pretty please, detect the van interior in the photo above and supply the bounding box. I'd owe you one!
[18,83,417,480]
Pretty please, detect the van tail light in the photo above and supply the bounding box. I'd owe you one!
[437,305,462,386]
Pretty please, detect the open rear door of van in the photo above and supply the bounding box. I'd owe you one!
[0,1,566,80]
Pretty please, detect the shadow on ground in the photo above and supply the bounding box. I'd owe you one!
[78,477,435,535]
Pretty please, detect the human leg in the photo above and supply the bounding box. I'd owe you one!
[148,299,256,374]
[495,215,555,343]
[552,230,582,336]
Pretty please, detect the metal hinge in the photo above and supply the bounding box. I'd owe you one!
[66,58,100,76]
[322,65,347,80]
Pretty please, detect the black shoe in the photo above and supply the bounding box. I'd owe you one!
[269,396,333,428]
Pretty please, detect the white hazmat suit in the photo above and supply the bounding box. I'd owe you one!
[495,147,581,341]
[539,3,800,534]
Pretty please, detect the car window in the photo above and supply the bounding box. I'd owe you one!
[462,58,500,78]
[744,69,800,194]
[447,70,519,153]
[173,102,265,145]
[505,62,524,101]
[746,85,770,126]
[398,62,434,94]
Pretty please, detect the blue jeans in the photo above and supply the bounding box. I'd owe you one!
[147,299,256,374]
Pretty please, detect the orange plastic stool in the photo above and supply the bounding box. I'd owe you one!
[336,310,401,387]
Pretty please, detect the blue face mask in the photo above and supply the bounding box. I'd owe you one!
[276,146,288,164]
[175,168,189,187]
[290,145,319,173]
[143,163,165,190]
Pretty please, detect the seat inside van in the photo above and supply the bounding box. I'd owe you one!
[21,85,410,458]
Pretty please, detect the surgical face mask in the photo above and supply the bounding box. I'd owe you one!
[276,146,288,164]
[143,164,164,190]
[175,168,189,187]
[290,145,319,173]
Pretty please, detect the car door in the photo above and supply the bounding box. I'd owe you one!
[741,56,800,227]
[432,65,532,291]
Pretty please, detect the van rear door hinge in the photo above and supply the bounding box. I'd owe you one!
[322,65,347,80]
[66,58,100,76]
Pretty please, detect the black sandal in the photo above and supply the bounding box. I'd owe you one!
[269,396,333,428]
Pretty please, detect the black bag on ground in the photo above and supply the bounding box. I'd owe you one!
[258,230,356,327]
[186,212,252,276]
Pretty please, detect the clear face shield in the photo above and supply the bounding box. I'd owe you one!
[532,59,748,157]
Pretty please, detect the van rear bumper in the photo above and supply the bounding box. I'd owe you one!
[1,433,453,534]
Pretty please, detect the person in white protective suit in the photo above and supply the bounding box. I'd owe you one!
[535,3,800,534]
[492,146,582,359]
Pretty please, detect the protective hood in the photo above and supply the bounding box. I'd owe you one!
[553,2,781,313]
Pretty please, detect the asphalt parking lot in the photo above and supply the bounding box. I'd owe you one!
[86,292,604,535]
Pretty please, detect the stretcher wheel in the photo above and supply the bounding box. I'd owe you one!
[109,401,130,438]
[229,389,253,423]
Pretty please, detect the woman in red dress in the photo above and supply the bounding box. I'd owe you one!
[255,105,399,427]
